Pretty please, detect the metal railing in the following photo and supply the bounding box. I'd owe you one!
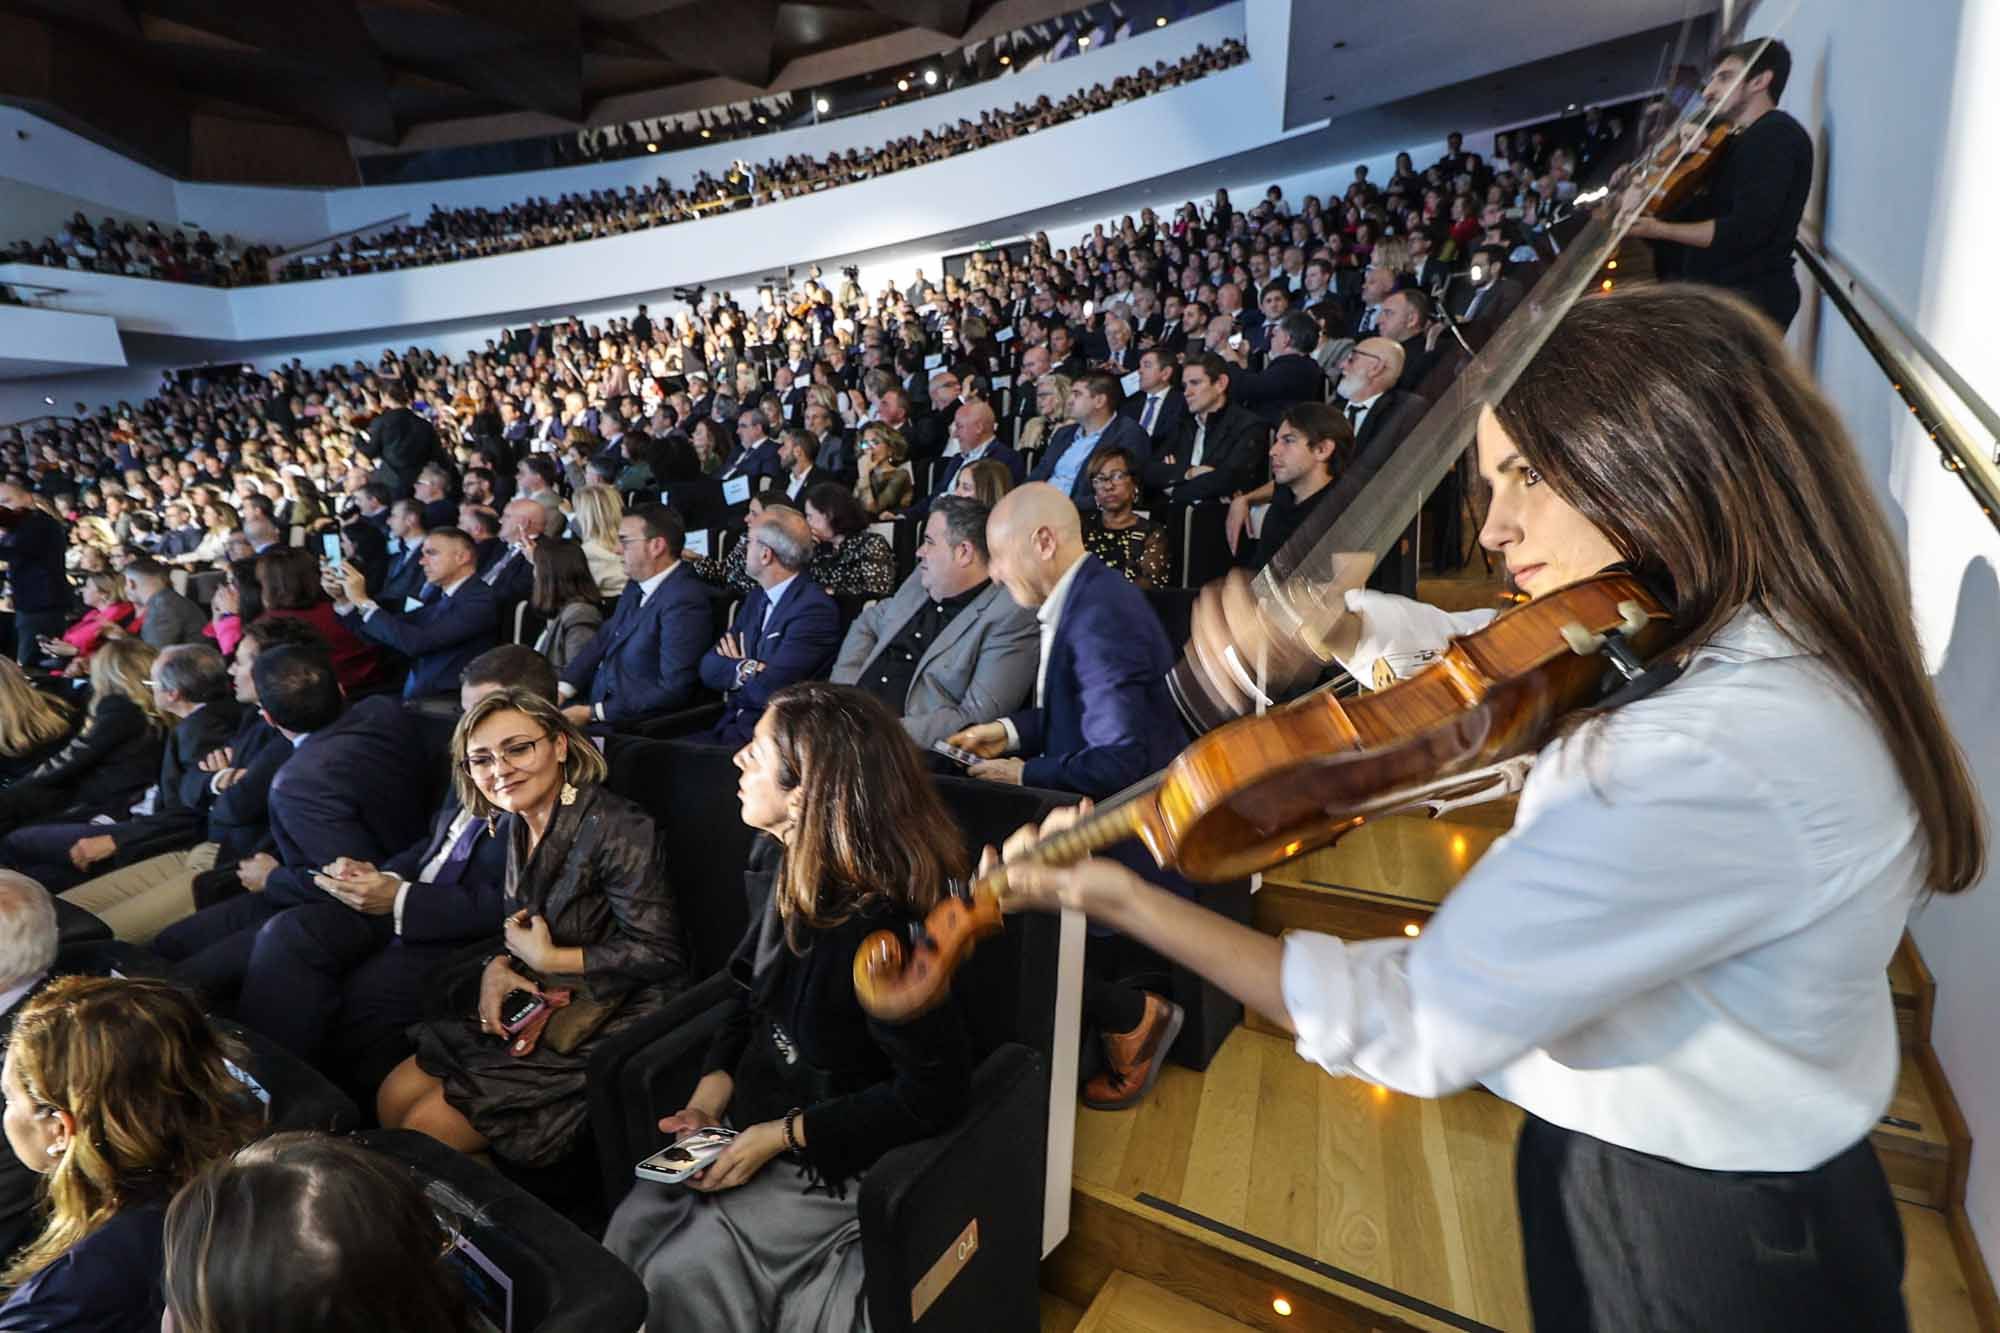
[1796,228,2000,528]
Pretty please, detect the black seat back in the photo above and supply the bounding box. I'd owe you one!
[359,1129,646,1333]
[606,737,761,980]
[930,777,1076,1062]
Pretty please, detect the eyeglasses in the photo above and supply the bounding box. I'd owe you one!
[462,734,548,776]
[1091,470,1134,487]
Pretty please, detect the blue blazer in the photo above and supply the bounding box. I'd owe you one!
[350,576,500,699]
[930,442,1026,501]
[1004,555,1179,797]
[718,439,784,485]
[382,797,508,947]
[1029,415,1155,508]
[0,1200,166,1331]
[699,577,842,745]
[261,696,434,908]
[481,546,533,606]
[559,563,710,724]
[379,541,427,607]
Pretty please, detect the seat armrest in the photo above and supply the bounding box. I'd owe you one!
[588,970,738,1210]
[859,1044,1047,1332]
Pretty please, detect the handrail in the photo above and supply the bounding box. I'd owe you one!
[1796,227,2000,528]
[267,212,412,278]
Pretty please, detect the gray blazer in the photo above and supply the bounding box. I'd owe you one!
[832,573,1039,747]
[535,599,604,674]
[141,588,207,647]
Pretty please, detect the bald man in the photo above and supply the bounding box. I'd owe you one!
[949,484,1186,1110]
[922,398,1024,516]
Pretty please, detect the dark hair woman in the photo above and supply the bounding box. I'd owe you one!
[379,687,686,1167]
[0,976,260,1327]
[606,683,970,1330]
[992,285,1983,1331]
[1080,445,1169,588]
[202,557,263,658]
[528,538,604,673]
[801,481,894,598]
[254,548,388,694]
[164,1132,475,1333]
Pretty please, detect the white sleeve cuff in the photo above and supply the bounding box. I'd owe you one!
[557,681,576,702]
[359,603,380,622]
[999,717,1022,755]
[391,878,412,936]
[1280,931,1358,1075]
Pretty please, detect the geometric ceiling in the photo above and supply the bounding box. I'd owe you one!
[0,0,1085,184]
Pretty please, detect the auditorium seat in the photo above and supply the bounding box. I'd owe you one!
[52,896,111,948]
[591,774,1067,1332]
[358,1129,648,1333]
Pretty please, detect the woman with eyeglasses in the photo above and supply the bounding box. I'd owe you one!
[379,687,687,1168]
[0,975,261,1330]
[1080,445,1169,589]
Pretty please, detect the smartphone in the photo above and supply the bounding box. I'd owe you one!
[635,1127,739,1185]
[319,533,343,565]
[1228,333,1244,348]
[930,739,983,768]
[498,988,548,1037]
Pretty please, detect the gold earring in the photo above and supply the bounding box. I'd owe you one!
[559,782,578,806]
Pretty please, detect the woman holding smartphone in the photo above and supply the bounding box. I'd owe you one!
[989,285,1983,1331]
[605,683,971,1332]
[377,687,686,1168]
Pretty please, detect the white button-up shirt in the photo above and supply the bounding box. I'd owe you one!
[1281,593,1919,1171]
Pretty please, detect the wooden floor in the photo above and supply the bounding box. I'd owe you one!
[1059,1026,1986,1332]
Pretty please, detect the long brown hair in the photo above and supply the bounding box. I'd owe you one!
[1493,283,1985,894]
[763,682,967,949]
[0,657,73,757]
[1,976,260,1290]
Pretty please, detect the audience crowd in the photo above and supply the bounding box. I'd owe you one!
[0,100,1625,1327]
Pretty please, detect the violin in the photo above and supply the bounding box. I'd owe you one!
[1637,120,1732,218]
[854,571,1674,1023]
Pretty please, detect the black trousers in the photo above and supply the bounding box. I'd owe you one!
[1516,1113,1907,1332]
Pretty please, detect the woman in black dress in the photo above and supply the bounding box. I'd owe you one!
[378,687,686,1167]
[802,482,895,599]
[606,683,971,1332]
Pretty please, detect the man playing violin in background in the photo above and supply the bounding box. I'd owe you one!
[1625,38,1814,332]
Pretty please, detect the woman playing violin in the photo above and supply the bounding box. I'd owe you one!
[993,284,1983,1332]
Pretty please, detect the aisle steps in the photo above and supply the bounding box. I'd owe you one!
[1072,1273,1261,1333]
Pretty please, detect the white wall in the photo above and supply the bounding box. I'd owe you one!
[0,305,126,375]
[1781,0,2000,1265]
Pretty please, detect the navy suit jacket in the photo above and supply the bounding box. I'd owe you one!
[261,696,432,908]
[718,439,783,485]
[0,1198,167,1330]
[380,541,427,607]
[350,576,500,698]
[480,545,533,606]
[1225,352,1328,425]
[699,577,842,745]
[559,563,710,724]
[930,441,1026,502]
[382,798,508,948]
[1004,555,1179,797]
[1029,415,1154,508]
[1119,389,1191,447]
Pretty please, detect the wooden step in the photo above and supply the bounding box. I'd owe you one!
[1074,1273,1261,1333]
[1049,1026,1987,1333]
[1875,1049,1955,1209]
[1039,1291,1087,1333]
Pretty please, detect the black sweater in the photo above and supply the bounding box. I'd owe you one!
[704,859,971,1191]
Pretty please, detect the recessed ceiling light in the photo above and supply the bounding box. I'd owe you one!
[645,141,658,152]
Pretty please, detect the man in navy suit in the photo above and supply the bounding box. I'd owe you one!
[154,646,432,1011]
[1215,310,1327,425]
[699,508,841,746]
[946,483,1185,1112]
[948,484,1178,797]
[919,399,1023,518]
[229,664,539,1094]
[717,407,784,486]
[379,499,429,608]
[478,498,549,606]
[1117,348,1190,448]
[559,504,710,727]
[331,526,499,698]
[1029,372,1154,510]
